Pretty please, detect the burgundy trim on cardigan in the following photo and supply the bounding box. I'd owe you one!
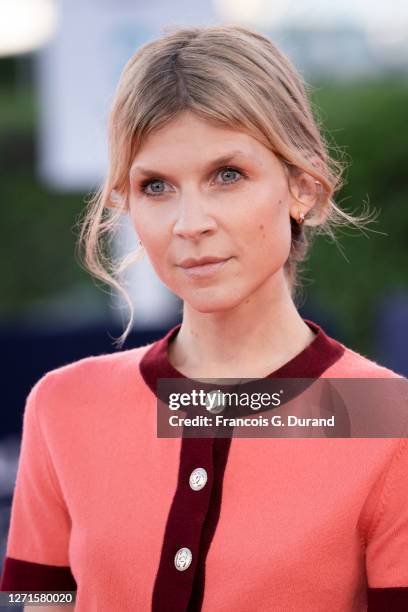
[139,318,346,400]
[367,586,408,611]
[186,435,233,612]
[151,434,228,611]
[142,318,346,611]
[0,556,77,591]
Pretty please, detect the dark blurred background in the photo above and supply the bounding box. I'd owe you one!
[0,0,407,596]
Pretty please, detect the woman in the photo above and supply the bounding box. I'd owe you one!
[1,24,407,612]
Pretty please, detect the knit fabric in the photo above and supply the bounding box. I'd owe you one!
[1,318,407,611]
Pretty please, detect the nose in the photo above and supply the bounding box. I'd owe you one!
[173,193,217,240]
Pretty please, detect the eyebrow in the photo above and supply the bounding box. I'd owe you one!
[130,150,258,177]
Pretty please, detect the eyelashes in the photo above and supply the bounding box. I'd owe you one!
[137,166,247,198]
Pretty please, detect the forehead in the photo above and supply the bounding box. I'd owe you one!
[129,112,269,174]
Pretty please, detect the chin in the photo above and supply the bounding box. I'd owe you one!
[183,289,245,314]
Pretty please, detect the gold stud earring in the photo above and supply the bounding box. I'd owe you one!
[298,211,305,225]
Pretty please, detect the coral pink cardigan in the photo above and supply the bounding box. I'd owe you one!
[1,318,407,611]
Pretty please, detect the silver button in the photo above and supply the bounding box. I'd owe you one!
[204,389,227,414]
[189,467,208,491]
[174,547,192,571]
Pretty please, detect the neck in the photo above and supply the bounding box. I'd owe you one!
[167,272,317,379]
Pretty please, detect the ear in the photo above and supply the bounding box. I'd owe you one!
[287,156,325,225]
[106,189,127,211]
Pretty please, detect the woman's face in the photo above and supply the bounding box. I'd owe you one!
[128,110,313,313]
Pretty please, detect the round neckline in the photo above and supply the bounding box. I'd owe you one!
[166,325,319,382]
[139,318,345,399]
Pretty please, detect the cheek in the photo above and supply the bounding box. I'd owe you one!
[128,204,142,239]
[129,206,167,258]
[246,198,292,266]
[141,236,169,277]
[131,216,178,286]
[259,198,289,235]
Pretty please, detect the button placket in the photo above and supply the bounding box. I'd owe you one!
[151,434,215,611]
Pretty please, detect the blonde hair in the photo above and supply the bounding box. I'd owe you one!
[76,23,375,349]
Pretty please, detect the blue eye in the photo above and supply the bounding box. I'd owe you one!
[139,178,167,197]
[138,166,245,198]
[217,167,243,185]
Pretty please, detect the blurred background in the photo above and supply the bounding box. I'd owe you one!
[0,0,407,590]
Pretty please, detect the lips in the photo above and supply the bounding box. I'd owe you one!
[179,256,229,269]
[179,258,231,279]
